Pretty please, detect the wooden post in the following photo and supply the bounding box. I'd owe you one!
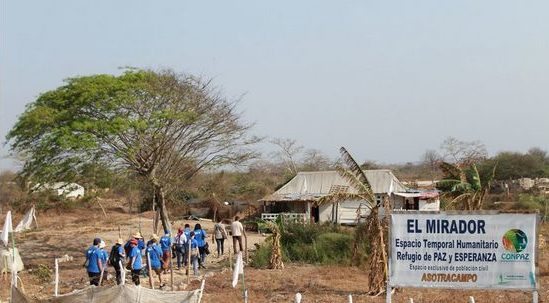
[187,239,191,284]
[197,279,206,303]
[409,299,414,303]
[229,237,232,270]
[147,252,154,289]
[294,293,302,303]
[533,290,539,303]
[468,296,475,303]
[170,251,174,289]
[119,261,125,285]
[244,236,248,263]
[98,263,105,286]
[348,294,353,303]
[54,258,59,296]
[385,284,392,303]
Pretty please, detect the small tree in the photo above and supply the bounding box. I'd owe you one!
[318,147,387,295]
[7,69,258,231]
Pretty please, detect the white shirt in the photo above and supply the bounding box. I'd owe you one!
[174,233,187,245]
[231,221,244,237]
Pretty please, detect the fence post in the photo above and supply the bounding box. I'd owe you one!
[294,292,302,303]
[409,299,414,303]
[533,290,538,303]
[119,261,125,285]
[54,258,59,297]
[468,296,475,303]
[348,294,353,303]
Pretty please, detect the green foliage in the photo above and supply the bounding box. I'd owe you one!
[32,264,52,283]
[251,224,355,268]
[516,194,547,212]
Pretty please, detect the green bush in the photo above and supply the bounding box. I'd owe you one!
[251,241,273,268]
[516,194,547,212]
[251,222,356,268]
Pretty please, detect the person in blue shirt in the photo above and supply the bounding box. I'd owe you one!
[98,240,108,285]
[124,232,145,255]
[128,239,142,285]
[183,224,191,267]
[146,235,164,287]
[159,231,172,273]
[193,224,208,268]
[85,238,103,286]
[188,231,200,276]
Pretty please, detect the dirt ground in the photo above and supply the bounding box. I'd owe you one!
[0,201,547,303]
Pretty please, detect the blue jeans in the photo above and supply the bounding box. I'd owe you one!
[216,238,225,256]
[175,244,185,268]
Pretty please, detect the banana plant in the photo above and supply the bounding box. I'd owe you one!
[437,161,496,210]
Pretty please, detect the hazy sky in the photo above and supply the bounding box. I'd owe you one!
[1,1,549,171]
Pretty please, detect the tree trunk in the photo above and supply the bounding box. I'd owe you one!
[151,183,171,233]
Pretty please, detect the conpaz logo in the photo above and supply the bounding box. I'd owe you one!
[502,229,528,253]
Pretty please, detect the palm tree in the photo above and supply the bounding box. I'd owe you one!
[437,161,496,210]
[318,147,388,295]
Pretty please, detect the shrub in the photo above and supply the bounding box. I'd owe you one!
[251,241,273,269]
[32,264,52,283]
[251,222,356,268]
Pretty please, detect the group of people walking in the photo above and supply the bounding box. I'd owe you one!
[84,217,246,287]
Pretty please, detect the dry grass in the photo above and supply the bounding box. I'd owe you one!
[0,203,548,303]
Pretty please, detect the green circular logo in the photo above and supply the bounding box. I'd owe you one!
[502,229,528,253]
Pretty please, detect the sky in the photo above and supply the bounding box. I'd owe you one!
[1,1,549,171]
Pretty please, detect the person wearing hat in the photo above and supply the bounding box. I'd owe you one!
[108,238,126,285]
[98,240,108,285]
[159,230,172,273]
[128,238,143,285]
[85,238,103,286]
[124,232,145,258]
[146,235,164,287]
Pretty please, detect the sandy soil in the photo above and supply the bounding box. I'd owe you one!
[0,201,547,303]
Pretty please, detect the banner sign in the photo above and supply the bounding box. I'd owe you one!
[389,213,537,289]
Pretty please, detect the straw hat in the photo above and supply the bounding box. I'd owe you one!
[151,234,159,241]
[132,232,143,239]
[116,238,124,245]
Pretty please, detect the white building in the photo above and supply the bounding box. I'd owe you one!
[260,170,440,225]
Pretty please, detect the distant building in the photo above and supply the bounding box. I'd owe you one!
[260,170,440,225]
[33,182,85,199]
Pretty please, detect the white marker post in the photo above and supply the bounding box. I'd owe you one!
[54,258,59,296]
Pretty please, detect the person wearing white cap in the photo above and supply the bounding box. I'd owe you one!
[99,240,108,285]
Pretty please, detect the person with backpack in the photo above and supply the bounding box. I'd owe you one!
[146,235,164,287]
[213,219,228,257]
[159,230,172,273]
[193,223,208,268]
[84,238,103,286]
[108,238,125,285]
[174,227,187,270]
[128,239,142,285]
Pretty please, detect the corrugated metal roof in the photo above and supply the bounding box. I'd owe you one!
[261,170,407,202]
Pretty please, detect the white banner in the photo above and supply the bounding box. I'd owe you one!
[389,213,537,289]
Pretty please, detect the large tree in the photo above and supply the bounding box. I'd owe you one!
[7,69,258,231]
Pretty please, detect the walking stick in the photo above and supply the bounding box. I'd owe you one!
[147,252,154,289]
[170,251,174,290]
